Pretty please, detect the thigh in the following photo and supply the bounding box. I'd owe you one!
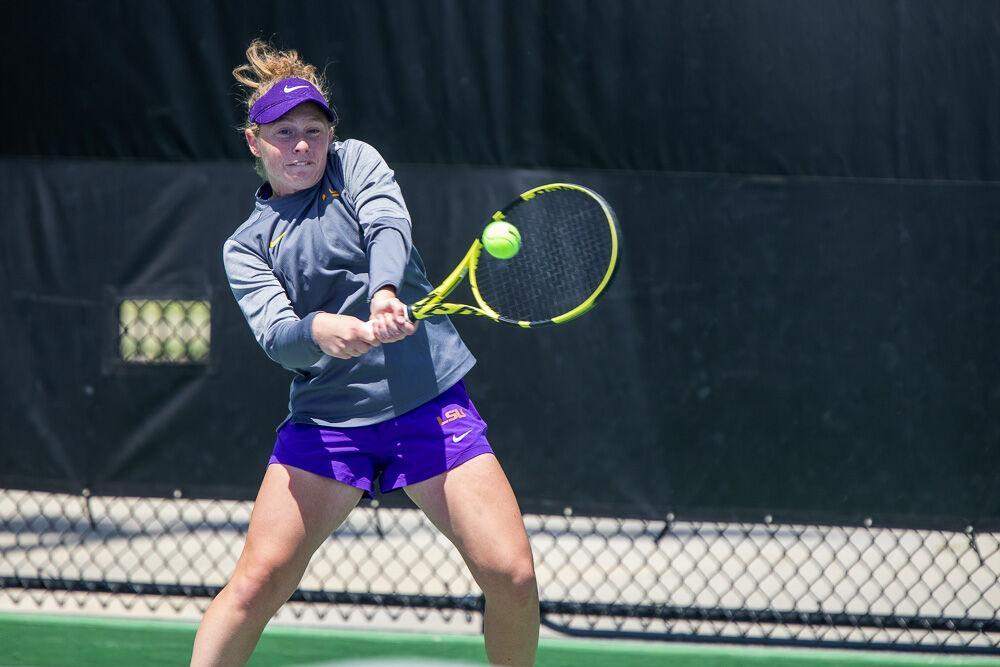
[404,454,533,581]
[238,463,363,575]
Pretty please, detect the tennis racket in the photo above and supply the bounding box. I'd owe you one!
[373,182,621,329]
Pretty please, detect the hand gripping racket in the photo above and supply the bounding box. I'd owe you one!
[388,183,621,329]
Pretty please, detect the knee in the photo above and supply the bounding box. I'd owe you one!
[225,556,299,611]
[478,556,538,607]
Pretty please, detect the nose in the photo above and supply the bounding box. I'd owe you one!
[294,138,309,153]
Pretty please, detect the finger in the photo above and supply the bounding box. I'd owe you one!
[381,313,403,338]
[326,338,351,358]
[360,320,377,341]
[359,324,379,344]
[354,335,377,350]
[383,324,402,340]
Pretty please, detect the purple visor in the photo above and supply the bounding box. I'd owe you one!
[249,77,336,124]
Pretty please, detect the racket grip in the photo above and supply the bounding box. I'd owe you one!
[360,306,415,340]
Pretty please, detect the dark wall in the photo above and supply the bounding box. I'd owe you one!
[6,1,1000,179]
[1,1,998,529]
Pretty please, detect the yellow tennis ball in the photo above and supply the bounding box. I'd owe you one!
[481,221,522,259]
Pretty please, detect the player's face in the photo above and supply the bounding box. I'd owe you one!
[246,103,334,197]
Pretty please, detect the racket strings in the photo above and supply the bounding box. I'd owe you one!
[475,189,615,323]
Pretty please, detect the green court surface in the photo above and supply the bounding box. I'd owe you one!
[0,613,998,667]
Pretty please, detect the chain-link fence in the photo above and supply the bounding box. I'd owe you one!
[1,488,997,654]
[117,299,211,365]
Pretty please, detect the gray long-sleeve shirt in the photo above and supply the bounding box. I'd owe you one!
[223,139,475,427]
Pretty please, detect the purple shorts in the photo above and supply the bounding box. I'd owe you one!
[269,380,493,494]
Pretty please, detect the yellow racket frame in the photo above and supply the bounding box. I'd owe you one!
[408,183,620,328]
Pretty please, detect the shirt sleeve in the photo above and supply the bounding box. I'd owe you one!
[342,140,414,299]
[222,238,324,370]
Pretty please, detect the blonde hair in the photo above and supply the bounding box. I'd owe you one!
[232,39,334,178]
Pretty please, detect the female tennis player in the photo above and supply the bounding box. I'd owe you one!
[189,40,539,666]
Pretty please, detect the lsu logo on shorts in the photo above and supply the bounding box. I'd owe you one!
[437,407,466,426]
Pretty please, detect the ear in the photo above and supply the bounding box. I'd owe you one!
[245,128,260,157]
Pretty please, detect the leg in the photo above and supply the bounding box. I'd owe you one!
[405,454,539,666]
[190,464,363,666]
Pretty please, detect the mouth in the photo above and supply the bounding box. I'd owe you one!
[285,160,313,167]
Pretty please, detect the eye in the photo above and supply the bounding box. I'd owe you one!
[274,127,293,137]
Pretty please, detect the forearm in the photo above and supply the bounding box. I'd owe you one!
[262,311,324,369]
[366,221,410,299]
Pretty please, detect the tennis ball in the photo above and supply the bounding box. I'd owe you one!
[481,221,522,259]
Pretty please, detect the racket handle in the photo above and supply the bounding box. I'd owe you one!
[360,301,418,342]
[360,306,415,339]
